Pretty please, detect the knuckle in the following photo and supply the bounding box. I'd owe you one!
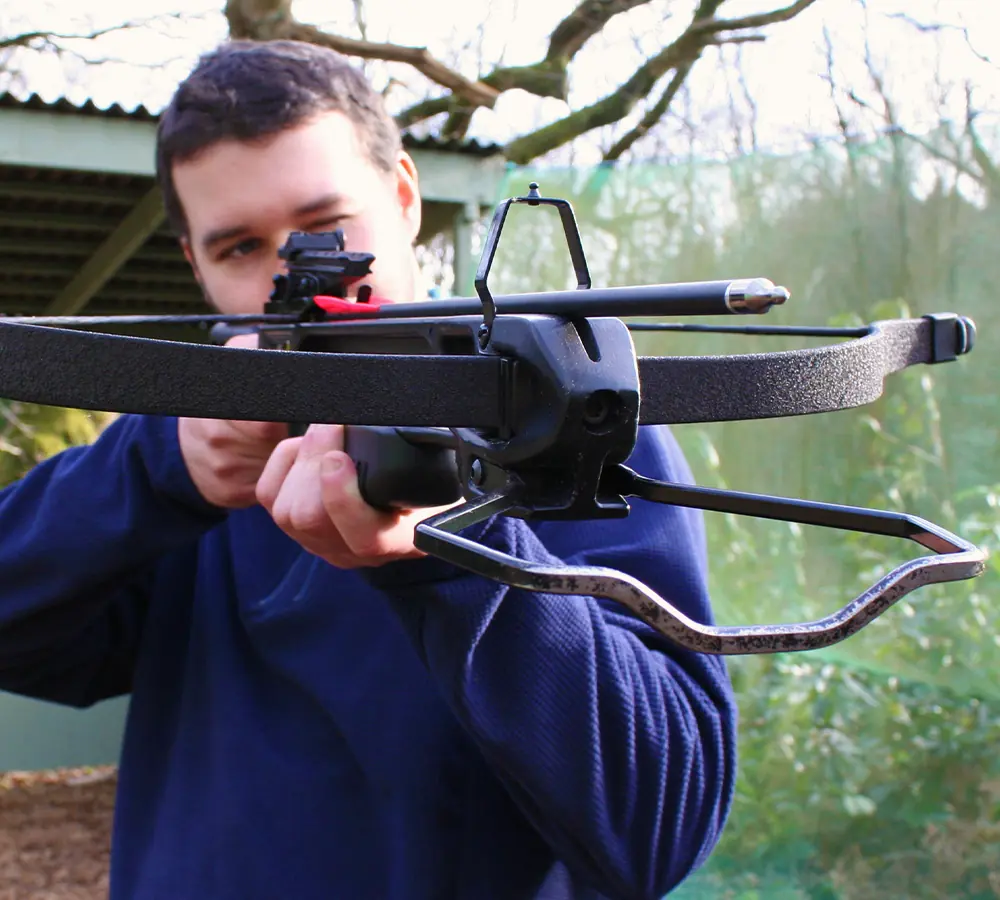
[274,436,301,457]
[288,503,332,535]
[270,500,293,532]
[349,532,385,560]
[206,428,231,452]
[211,459,242,485]
[255,480,275,509]
[247,420,285,442]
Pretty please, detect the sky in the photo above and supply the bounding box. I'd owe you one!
[1,0,998,164]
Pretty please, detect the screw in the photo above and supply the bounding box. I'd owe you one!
[583,392,610,427]
[470,459,485,485]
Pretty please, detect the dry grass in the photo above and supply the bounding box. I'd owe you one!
[0,767,115,900]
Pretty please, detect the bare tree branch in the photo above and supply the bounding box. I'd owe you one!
[819,24,870,284]
[702,34,766,46]
[0,12,200,94]
[503,38,699,164]
[546,0,653,63]
[1,28,111,51]
[855,0,910,298]
[479,60,568,99]
[886,11,996,68]
[899,128,984,186]
[819,24,858,144]
[963,82,1000,197]
[0,15,186,52]
[857,0,897,130]
[504,0,811,164]
[722,46,744,156]
[690,0,821,36]
[351,0,369,42]
[397,0,664,140]
[284,23,502,107]
[227,0,821,166]
[403,0,666,136]
[501,1,729,162]
[224,0,500,108]
[395,96,453,129]
[734,44,759,152]
[868,9,1000,198]
[441,108,475,140]
[470,0,660,103]
[602,63,691,161]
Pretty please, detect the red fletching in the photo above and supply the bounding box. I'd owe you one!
[312,295,392,316]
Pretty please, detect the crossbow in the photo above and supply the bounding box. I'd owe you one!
[0,183,986,655]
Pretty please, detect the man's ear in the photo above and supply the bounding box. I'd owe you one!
[180,236,218,309]
[179,236,204,287]
[395,152,422,243]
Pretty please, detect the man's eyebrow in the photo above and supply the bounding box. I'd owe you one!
[200,194,347,253]
[293,193,346,216]
[201,225,247,253]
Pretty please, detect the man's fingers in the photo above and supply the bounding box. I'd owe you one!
[296,423,344,460]
[256,424,427,568]
[256,437,303,510]
[260,427,347,536]
[224,332,260,349]
[318,453,415,559]
[228,418,289,444]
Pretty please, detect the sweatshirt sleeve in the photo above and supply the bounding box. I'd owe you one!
[0,414,226,707]
[366,425,738,900]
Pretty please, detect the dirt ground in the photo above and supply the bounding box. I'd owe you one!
[0,767,115,900]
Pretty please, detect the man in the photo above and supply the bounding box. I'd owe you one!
[0,39,737,899]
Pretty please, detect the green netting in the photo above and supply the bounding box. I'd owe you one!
[491,140,1000,898]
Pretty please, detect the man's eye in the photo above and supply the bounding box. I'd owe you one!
[220,238,260,260]
[306,217,347,233]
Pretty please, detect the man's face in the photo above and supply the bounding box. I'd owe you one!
[173,110,422,314]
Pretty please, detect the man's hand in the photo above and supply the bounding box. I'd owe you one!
[256,423,443,569]
[177,334,288,509]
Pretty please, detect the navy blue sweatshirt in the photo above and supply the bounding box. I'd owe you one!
[0,414,736,899]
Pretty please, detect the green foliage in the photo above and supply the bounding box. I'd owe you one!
[496,141,1000,897]
[0,402,115,488]
[676,331,1000,898]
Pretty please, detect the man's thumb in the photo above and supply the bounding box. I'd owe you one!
[224,332,261,349]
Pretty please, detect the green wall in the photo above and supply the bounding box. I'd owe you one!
[0,693,126,770]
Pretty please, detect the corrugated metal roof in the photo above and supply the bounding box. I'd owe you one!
[0,92,159,122]
[0,92,503,157]
[0,91,502,318]
[0,162,201,317]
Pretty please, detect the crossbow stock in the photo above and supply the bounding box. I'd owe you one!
[0,183,986,655]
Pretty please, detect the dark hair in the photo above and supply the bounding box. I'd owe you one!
[155,39,402,236]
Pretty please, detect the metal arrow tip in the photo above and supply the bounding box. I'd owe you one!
[726,278,791,314]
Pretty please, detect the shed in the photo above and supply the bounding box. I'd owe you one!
[0,91,506,770]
